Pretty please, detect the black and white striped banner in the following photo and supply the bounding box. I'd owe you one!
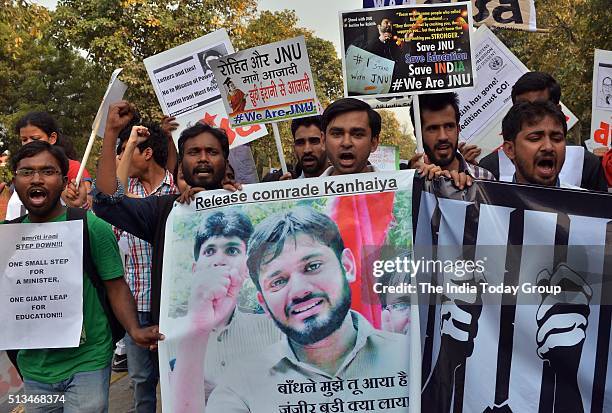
[414,178,612,413]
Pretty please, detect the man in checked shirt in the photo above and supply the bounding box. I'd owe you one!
[410,92,496,188]
[114,120,179,413]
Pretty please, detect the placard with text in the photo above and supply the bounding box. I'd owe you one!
[210,36,320,127]
[144,29,268,148]
[158,171,416,412]
[0,221,83,350]
[340,2,475,99]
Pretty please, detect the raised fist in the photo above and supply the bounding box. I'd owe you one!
[106,101,136,133]
[536,263,592,365]
[439,264,483,358]
[188,265,245,335]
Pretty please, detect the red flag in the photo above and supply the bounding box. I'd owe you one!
[328,193,396,328]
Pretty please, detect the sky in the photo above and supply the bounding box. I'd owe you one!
[33,0,361,53]
[259,0,359,53]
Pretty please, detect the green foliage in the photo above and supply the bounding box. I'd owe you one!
[52,0,254,122]
[497,0,612,142]
[0,164,13,183]
[0,1,105,167]
[50,4,344,175]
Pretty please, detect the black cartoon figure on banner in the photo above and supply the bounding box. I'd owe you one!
[415,176,610,413]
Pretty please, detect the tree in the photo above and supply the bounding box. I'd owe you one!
[377,109,417,160]
[498,0,612,143]
[52,4,344,175]
[53,0,257,120]
[0,0,106,173]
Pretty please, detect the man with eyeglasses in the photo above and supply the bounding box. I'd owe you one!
[5,141,162,413]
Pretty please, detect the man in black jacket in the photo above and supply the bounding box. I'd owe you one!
[92,101,236,325]
[478,72,608,191]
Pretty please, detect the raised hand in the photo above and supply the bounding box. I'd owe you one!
[188,265,244,335]
[62,178,88,207]
[161,115,179,137]
[106,101,136,134]
[458,142,482,165]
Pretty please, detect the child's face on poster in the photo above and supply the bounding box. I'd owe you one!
[194,235,248,281]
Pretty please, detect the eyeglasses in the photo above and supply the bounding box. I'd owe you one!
[15,168,61,178]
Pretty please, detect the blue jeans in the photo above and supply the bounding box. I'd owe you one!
[124,311,159,413]
[23,364,111,413]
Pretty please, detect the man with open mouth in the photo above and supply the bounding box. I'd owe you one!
[93,101,239,350]
[205,207,410,412]
[502,100,576,189]
[7,141,162,412]
[478,71,608,192]
[319,98,382,177]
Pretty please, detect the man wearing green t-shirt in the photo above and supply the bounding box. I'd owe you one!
[8,141,163,413]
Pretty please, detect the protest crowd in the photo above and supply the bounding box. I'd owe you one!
[1,1,611,413]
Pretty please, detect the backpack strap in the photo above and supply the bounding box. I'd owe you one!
[4,214,40,377]
[5,213,33,377]
[66,208,125,345]
[4,214,28,224]
[66,208,100,287]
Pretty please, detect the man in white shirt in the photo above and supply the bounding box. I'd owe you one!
[319,98,381,177]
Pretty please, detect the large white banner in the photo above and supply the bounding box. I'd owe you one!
[158,171,416,412]
[0,221,83,350]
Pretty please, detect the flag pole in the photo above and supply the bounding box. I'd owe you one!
[75,113,103,187]
[272,122,288,175]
